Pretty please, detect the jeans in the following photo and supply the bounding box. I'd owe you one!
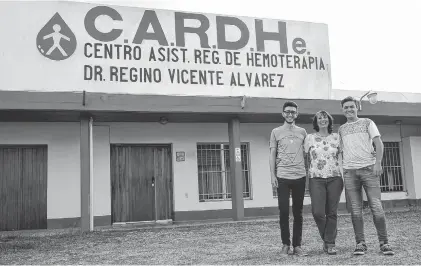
[277,176,306,247]
[344,165,389,244]
[309,176,344,247]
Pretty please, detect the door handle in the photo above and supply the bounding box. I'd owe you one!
[151,176,155,187]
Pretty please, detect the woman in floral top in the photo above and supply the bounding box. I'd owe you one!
[304,110,343,255]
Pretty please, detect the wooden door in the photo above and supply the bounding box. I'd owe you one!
[0,146,48,231]
[154,146,173,221]
[111,145,172,223]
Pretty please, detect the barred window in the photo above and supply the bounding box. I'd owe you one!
[379,142,404,192]
[197,143,251,201]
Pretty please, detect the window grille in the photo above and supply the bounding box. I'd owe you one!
[379,142,404,192]
[197,143,251,201]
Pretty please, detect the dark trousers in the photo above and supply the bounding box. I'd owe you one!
[277,176,306,247]
[309,176,344,247]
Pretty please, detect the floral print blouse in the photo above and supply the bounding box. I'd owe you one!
[304,133,342,178]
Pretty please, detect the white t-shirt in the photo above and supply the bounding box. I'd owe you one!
[269,125,307,180]
[338,118,380,170]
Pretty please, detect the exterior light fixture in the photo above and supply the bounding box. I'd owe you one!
[159,116,168,125]
[359,90,378,111]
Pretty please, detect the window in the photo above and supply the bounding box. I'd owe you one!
[197,143,251,201]
[379,142,404,192]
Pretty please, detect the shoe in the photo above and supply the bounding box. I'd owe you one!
[323,244,328,253]
[380,243,395,255]
[293,246,308,256]
[327,247,337,255]
[353,242,367,255]
[281,244,293,256]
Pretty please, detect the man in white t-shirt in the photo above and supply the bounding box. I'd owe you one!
[338,96,394,256]
[269,101,308,257]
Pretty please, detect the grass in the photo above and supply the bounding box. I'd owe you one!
[1,208,420,265]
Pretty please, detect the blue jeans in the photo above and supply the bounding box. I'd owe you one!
[344,165,389,244]
[309,176,343,247]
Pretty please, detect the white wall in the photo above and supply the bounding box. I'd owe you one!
[0,122,80,219]
[93,126,111,217]
[0,121,416,222]
[403,137,421,199]
[92,122,417,215]
[411,137,421,198]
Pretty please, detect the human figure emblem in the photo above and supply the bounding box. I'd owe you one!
[36,13,77,61]
[43,24,70,57]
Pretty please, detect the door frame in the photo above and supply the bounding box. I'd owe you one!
[110,143,174,224]
[0,144,48,148]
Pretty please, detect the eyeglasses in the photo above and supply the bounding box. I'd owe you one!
[283,111,297,115]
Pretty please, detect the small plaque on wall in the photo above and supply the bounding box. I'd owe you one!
[176,151,185,162]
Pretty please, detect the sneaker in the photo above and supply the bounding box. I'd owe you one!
[380,243,395,255]
[293,246,308,256]
[281,244,293,256]
[327,247,337,255]
[353,242,367,255]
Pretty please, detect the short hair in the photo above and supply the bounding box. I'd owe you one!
[341,96,358,107]
[283,101,298,111]
[312,110,334,134]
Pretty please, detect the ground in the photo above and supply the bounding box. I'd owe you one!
[0,208,420,265]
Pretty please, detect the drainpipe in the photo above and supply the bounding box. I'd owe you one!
[89,116,94,231]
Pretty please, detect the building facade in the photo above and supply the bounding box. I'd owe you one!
[0,1,420,231]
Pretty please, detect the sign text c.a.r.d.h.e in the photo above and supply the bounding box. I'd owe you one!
[83,6,307,54]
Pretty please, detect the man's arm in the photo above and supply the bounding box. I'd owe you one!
[302,129,309,175]
[303,152,310,178]
[372,136,384,176]
[368,119,384,176]
[270,148,277,184]
[269,130,278,187]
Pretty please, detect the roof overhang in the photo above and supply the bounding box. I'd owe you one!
[0,91,420,124]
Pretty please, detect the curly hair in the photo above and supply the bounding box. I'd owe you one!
[312,110,333,134]
[282,101,298,111]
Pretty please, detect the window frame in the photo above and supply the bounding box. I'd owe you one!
[379,141,405,193]
[196,142,253,202]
